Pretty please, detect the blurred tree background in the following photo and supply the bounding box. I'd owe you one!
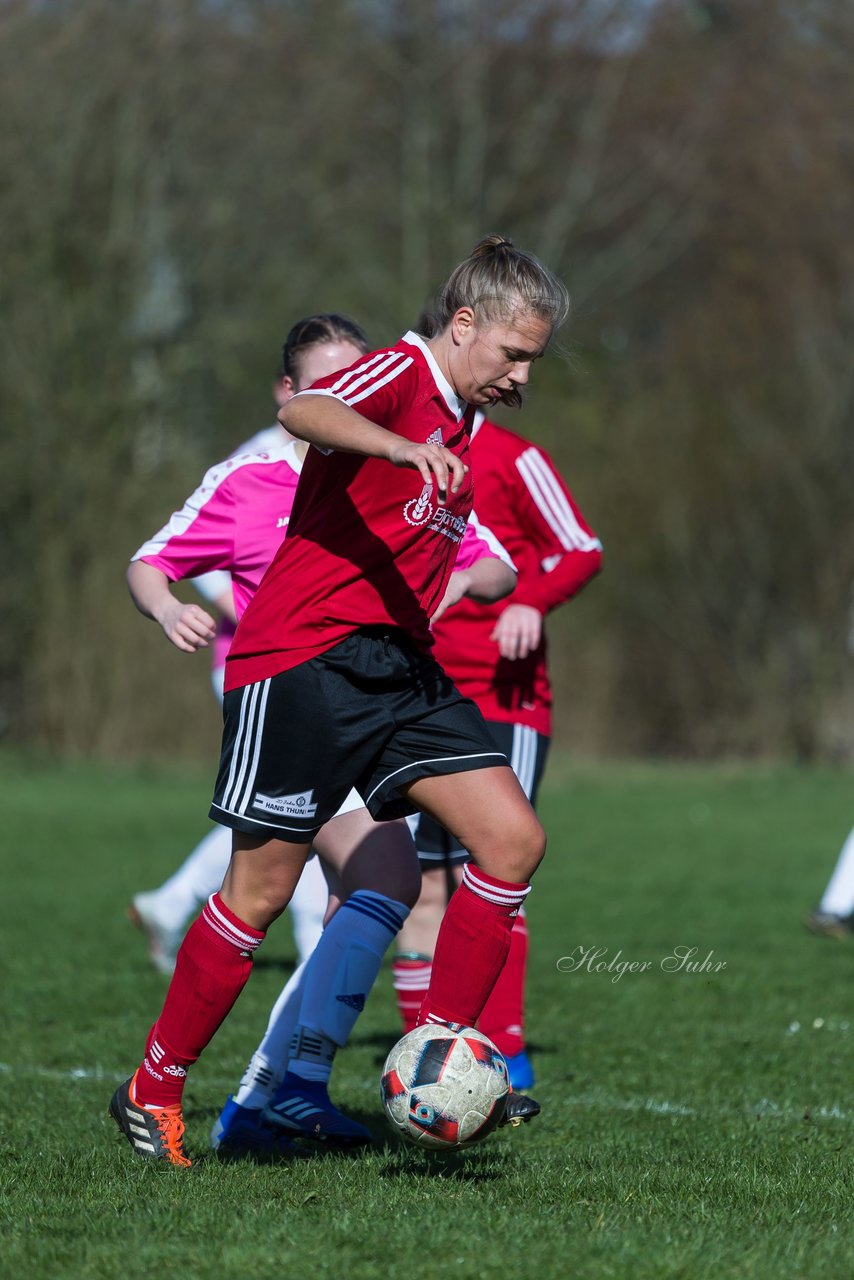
[1,0,852,763]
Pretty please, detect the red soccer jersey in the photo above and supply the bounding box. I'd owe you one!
[429,414,602,736]
[224,332,477,692]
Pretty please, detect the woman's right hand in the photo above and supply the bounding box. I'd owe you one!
[155,598,218,653]
[388,440,469,500]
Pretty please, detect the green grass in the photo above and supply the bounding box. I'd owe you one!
[2,751,854,1279]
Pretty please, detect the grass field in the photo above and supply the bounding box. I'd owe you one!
[2,751,853,1279]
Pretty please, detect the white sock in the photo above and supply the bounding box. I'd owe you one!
[819,825,854,917]
[288,890,410,1085]
[234,957,310,1109]
[147,824,232,931]
[287,853,328,966]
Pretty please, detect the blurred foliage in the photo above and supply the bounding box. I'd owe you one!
[1,0,852,761]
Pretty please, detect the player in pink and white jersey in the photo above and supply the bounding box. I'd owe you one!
[126,319,370,976]
[110,238,568,1166]
[117,314,519,1160]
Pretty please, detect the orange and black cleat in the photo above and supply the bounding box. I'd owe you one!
[109,1071,192,1167]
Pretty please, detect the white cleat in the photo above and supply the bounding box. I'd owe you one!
[127,892,185,975]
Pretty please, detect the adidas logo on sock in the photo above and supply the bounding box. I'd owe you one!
[336,993,366,1011]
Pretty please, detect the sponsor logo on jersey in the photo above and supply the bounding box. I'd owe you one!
[276,516,290,529]
[403,483,434,527]
[428,507,467,543]
[253,789,319,818]
[402,482,466,544]
[425,427,444,445]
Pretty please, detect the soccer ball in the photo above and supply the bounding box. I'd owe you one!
[380,1023,509,1149]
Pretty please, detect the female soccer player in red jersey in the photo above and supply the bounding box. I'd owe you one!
[393,408,603,1089]
[110,236,569,1165]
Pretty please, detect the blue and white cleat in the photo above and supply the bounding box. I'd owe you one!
[211,1095,299,1160]
[504,1049,535,1091]
[262,1074,374,1148]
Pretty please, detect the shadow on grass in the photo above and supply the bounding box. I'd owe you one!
[193,1137,515,1179]
[374,1142,514,1182]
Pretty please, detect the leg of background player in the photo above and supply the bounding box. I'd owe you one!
[805,823,854,938]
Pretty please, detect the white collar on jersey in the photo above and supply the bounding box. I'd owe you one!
[470,411,486,440]
[401,330,467,421]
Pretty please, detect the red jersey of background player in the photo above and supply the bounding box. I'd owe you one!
[430,413,602,737]
[225,333,478,693]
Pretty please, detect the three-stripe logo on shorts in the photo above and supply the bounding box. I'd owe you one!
[222,678,271,816]
[509,724,539,798]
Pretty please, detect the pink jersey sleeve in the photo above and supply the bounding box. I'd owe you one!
[131,460,237,582]
[455,509,516,573]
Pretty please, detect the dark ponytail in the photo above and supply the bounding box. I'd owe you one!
[280,314,369,384]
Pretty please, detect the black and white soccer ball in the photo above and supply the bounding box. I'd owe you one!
[380,1023,509,1149]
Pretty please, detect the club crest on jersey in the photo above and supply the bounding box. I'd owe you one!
[403,483,434,527]
[252,789,318,818]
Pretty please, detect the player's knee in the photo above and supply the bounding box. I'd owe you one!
[472,812,546,884]
[221,875,295,931]
[509,813,546,880]
[390,858,423,910]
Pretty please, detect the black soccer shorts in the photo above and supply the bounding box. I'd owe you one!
[407,720,550,871]
[209,628,508,842]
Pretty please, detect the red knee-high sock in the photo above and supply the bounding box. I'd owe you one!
[392,954,433,1033]
[418,866,531,1029]
[134,893,265,1108]
[478,907,529,1057]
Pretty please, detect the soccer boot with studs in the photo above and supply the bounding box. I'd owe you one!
[211,1096,301,1160]
[262,1073,373,1147]
[109,1071,191,1166]
[127,891,185,976]
[500,1089,541,1128]
[804,909,854,940]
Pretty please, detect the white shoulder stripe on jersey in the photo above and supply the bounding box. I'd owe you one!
[131,449,299,563]
[516,448,602,553]
[329,350,391,394]
[289,349,405,411]
[341,356,414,407]
[335,350,408,401]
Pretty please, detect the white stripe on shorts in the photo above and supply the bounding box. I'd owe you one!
[364,752,504,809]
[237,678,271,814]
[223,679,270,814]
[509,724,538,798]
